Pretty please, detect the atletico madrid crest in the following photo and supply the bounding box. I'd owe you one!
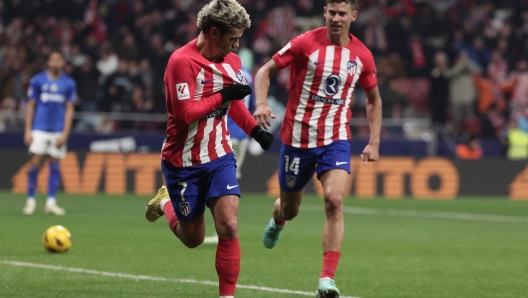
[347,61,357,76]
[235,71,248,85]
[179,202,191,216]
[286,175,296,188]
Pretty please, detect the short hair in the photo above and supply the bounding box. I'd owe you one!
[197,0,251,35]
[325,0,358,10]
[48,50,64,60]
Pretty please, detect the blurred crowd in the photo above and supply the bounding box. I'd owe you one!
[1,0,528,142]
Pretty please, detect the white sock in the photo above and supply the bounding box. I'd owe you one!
[46,198,56,205]
[27,197,35,202]
[160,198,169,210]
[220,296,234,298]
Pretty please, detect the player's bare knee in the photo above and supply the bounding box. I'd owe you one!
[324,194,343,217]
[183,237,204,249]
[218,219,238,239]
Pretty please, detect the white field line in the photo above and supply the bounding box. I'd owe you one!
[1,260,361,298]
[302,205,528,223]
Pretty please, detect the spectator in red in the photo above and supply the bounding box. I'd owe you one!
[382,0,417,18]
[487,50,508,82]
[508,60,528,107]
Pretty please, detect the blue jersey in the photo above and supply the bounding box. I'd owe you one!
[27,71,77,133]
[227,67,256,139]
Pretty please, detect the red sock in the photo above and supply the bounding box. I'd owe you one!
[163,201,179,235]
[274,217,286,226]
[216,238,241,296]
[320,251,341,279]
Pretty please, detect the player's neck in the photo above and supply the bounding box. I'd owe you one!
[327,33,351,46]
[197,32,222,63]
[47,70,61,80]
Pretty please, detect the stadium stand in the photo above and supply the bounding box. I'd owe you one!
[1,0,527,147]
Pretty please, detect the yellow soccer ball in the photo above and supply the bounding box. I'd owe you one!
[42,225,72,253]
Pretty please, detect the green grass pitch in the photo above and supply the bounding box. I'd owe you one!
[1,192,528,297]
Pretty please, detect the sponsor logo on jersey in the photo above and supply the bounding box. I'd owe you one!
[176,83,190,100]
[324,74,341,96]
[235,71,247,84]
[347,61,357,76]
[40,92,66,103]
[310,94,345,105]
[286,175,296,188]
[278,42,292,55]
[179,202,191,216]
[50,83,58,92]
[202,108,229,119]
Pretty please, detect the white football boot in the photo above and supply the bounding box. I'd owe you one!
[22,200,36,215]
[44,201,66,215]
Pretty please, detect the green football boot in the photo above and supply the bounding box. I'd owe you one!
[262,218,284,249]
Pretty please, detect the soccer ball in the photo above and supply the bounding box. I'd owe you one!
[42,225,72,253]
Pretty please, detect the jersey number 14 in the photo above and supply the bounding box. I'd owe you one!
[284,155,300,175]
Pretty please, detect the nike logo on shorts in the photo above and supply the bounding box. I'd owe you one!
[227,184,239,189]
[335,161,348,166]
[314,61,325,65]
[201,79,214,84]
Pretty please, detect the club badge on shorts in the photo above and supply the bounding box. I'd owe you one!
[286,175,296,188]
[179,202,191,216]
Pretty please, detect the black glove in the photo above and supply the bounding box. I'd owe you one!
[251,126,274,150]
[219,84,252,103]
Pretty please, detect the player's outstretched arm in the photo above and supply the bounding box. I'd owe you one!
[24,100,36,146]
[253,60,280,130]
[362,86,382,164]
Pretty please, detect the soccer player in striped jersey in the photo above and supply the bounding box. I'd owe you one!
[254,0,382,297]
[144,1,273,297]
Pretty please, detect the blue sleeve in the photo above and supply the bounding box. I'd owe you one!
[248,83,256,114]
[66,79,77,103]
[242,67,255,113]
[27,77,40,101]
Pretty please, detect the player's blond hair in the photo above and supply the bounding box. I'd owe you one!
[197,0,251,35]
[326,0,358,10]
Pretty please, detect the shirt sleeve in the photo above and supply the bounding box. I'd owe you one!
[358,51,378,91]
[228,99,259,136]
[66,80,77,103]
[272,33,305,69]
[27,78,40,101]
[166,56,223,125]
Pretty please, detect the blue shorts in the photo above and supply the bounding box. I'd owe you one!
[161,153,240,222]
[278,141,351,192]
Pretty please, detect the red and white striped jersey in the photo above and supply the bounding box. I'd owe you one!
[162,38,258,167]
[273,27,377,148]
